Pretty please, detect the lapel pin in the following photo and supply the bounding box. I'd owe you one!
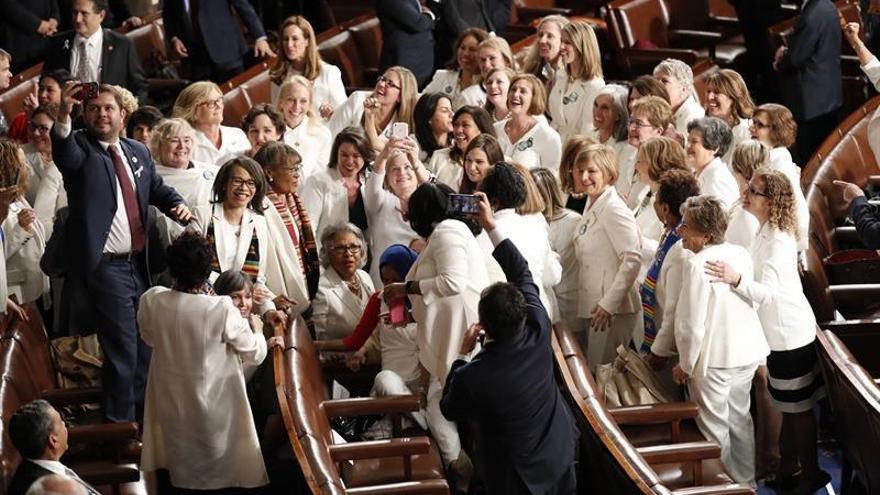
[64,39,70,50]
[132,156,138,163]
[134,166,144,178]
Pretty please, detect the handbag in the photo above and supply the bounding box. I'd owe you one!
[823,249,880,284]
[596,345,680,408]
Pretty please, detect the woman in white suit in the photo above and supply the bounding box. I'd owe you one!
[172,82,251,167]
[382,181,491,478]
[707,170,830,493]
[654,59,705,136]
[618,96,673,210]
[672,195,769,484]
[687,117,738,211]
[423,28,488,106]
[494,74,562,174]
[276,76,333,183]
[302,128,375,251]
[571,141,642,368]
[139,232,282,491]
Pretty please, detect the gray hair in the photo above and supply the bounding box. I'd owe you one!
[687,117,733,158]
[594,84,630,142]
[318,223,368,269]
[654,58,696,98]
[680,195,728,245]
[149,118,197,159]
[8,400,54,459]
[26,475,87,495]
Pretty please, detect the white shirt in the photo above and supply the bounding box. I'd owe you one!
[493,118,563,175]
[494,208,561,314]
[271,61,347,118]
[282,119,332,183]
[192,126,251,167]
[429,147,463,191]
[363,170,418,286]
[70,29,103,83]
[29,459,97,493]
[455,83,486,109]
[547,71,605,145]
[674,94,705,136]
[696,157,739,211]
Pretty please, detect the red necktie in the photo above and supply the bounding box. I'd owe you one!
[108,145,145,253]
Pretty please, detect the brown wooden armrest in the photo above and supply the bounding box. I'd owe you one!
[42,387,103,407]
[829,284,880,304]
[68,422,138,444]
[610,401,699,425]
[819,319,880,335]
[347,479,450,495]
[321,395,421,418]
[636,441,721,464]
[70,462,140,487]
[671,484,757,495]
[669,29,724,44]
[622,47,700,66]
[328,437,431,462]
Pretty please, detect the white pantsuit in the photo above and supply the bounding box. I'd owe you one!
[767,147,809,252]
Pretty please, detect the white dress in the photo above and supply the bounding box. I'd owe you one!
[271,60,347,117]
[192,126,251,167]
[139,288,268,490]
[547,71,605,145]
[364,170,419,286]
[493,119,563,175]
[282,118,333,183]
[696,157,739,211]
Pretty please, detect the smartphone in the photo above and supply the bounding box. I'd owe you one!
[73,82,99,102]
[447,193,479,215]
[389,297,406,326]
[391,122,409,139]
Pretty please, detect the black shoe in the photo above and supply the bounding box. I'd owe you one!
[763,469,801,490]
[792,470,832,495]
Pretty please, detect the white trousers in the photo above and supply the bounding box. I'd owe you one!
[689,363,759,484]
[373,371,461,465]
[584,312,640,371]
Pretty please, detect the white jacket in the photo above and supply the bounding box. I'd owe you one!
[312,267,375,341]
[261,197,311,316]
[494,118,563,176]
[547,71,605,145]
[271,60,347,117]
[697,157,739,211]
[301,168,365,251]
[192,126,251,167]
[4,199,47,304]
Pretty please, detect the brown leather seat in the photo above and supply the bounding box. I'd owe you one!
[243,70,272,108]
[0,75,39,127]
[222,86,252,128]
[344,15,382,86]
[318,30,366,90]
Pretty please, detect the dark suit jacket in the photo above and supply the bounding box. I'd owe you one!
[440,238,577,495]
[56,0,132,30]
[42,29,147,102]
[778,0,842,121]
[440,0,511,35]
[0,0,60,70]
[162,0,266,71]
[7,460,53,495]
[377,0,435,87]
[50,127,183,276]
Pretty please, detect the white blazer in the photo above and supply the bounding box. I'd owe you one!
[283,119,333,183]
[328,90,397,138]
[424,69,476,107]
[767,147,809,252]
[548,71,605,145]
[649,240,687,358]
[722,118,752,168]
[859,56,880,165]
[674,95,705,136]
[549,208,581,295]
[261,197,310,316]
[26,148,67,239]
[430,148,464,191]
[192,126,251,167]
[311,267,375,341]
[732,225,817,351]
[156,161,218,246]
[301,168,365,251]
[139,287,268,490]
[725,199,760,249]
[614,144,647,210]
[697,157,739,211]
[494,119,563,175]
[407,219,491,382]
[454,83,486,109]
[271,60,347,117]
[675,242,769,377]
[574,187,642,318]
[4,199,47,304]
[364,170,419,286]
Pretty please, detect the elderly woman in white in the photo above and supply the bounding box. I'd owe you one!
[590,84,631,157]
[312,223,375,341]
[654,58,705,136]
[548,21,606,145]
[172,81,251,167]
[572,141,642,368]
[494,74,562,174]
[276,76,333,184]
[632,137,690,253]
[687,117,739,211]
[672,195,769,484]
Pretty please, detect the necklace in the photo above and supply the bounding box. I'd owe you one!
[345,276,361,295]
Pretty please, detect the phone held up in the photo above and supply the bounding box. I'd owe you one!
[447,193,479,216]
[73,82,99,102]
[391,122,409,140]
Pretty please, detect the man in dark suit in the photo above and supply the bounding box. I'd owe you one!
[377,0,436,88]
[774,0,842,164]
[0,0,60,72]
[433,0,511,68]
[440,193,578,495]
[7,400,98,495]
[162,0,275,84]
[51,81,191,423]
[42,0,147,103]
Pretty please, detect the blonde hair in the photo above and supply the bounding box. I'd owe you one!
[753,169,798,239]
[522,15,570,77]
[373,66,418,130]
[149,118,197,158]
[111,85,138,122]
[560,135,600,193]
[277,75,320,130]
[705,69,754,121]
[509,73,547,116]
[483,67,516,116]
[561,21,602,80]
[478,36,516,73]
[730,139,769,180]
[0,140,28,193]
[638,137,688,182]
[270,16,322,84]
[510,161,546,215]
[172,81,223,126]
[630,96,673,131]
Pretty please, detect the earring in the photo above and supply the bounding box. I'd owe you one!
[268,176,274,183]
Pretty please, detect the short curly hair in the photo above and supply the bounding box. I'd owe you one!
[318,223,368,269]
[480,161,526,210]
[680,195,728,245]
[655,169,699,224]
[753,169,798,240]
[167,232,214,291]
[241,103,285,137]
[687,117,733,158]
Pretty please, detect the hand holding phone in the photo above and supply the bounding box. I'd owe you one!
[73,82,99,102]
[389,297,407,326]
[447,194,480,215]
[391,122,409,140]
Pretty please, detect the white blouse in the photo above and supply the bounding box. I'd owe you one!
[547,71,605,145]
[283,118,333,183]
[696,157,739,211]
[674,95,706,136]
[271,60,347,118]
[192,126,251,167]
[493,118,563,175]
[363,170,419,287]
[429,148,464,191]
[156,161,218,246]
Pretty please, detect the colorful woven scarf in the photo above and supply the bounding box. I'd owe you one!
[267,190,320,300]
[639,224,681,353]
[205,217,261,282]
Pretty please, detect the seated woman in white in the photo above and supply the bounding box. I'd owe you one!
[311,223,375,342]
[704,69,754,168]
[456,36,516,109]
[275,76,333,184]
[365,138,430,287]
[687,117,738,211]
[22,107,66,238]
[429,106,496,191]
[328,66,418,150]
[302,128,373,252]
[172,81,251,167]
[673,196,769,484]
[483,67,513,123]
[548,21,605,145]
[571,141,642,368]
[269,16,346,120]
[494,74,562,174]
[424,28,488,106]
[725,140,764,249]
[654,58,705,136]
[618,96,673,210]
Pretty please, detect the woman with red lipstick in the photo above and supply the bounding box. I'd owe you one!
[424,28,489,107]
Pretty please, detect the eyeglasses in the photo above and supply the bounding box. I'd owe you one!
[628,119,653,129]
[750,120,770,129]
[377,75,402,91]
[199,97,224,109]
[278,164,302,176]
[330,244,362,254]
[747,183,770,198]
[229,177,257,189]
[28,122,51,133]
